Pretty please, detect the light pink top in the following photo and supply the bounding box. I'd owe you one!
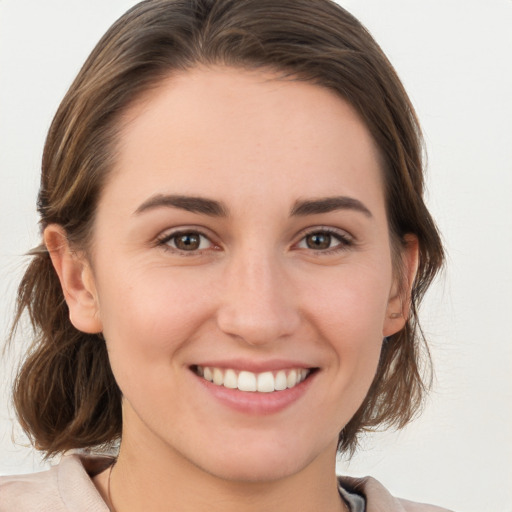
[0,454,453,511]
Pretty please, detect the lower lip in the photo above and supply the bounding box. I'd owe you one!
[193,371,317,415]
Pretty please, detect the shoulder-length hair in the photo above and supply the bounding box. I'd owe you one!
[11,0,444,456]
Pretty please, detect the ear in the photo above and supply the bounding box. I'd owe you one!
[44,224,103,334]
[383,234,419,337]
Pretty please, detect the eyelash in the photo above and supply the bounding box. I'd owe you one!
[295,227,354,254]
[155,227,354,256]
[156,229,218,255]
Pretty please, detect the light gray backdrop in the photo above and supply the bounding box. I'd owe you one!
[1,1,511,511]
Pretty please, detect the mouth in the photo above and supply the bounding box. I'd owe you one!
[191,365,316,393]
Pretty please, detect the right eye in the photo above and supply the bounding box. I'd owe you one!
[157,231,214,252]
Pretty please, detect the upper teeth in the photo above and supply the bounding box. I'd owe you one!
[196,366,310,393]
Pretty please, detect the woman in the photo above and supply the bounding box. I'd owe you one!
[1,0,448,510]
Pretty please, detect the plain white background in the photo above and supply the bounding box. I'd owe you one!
[1,1,511,511]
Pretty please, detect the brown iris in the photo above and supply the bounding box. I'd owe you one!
[305,232,332,250]
[174,233,201,250]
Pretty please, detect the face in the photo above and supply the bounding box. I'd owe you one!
[55,66,412,482]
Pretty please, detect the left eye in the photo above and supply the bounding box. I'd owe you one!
[296,231,347,251]
[161,231,213,251]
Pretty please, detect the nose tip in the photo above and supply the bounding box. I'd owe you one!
[217,301,299,346]
[215,258,300,346]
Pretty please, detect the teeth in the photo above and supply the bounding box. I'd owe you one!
[275,370,287,391]
[203,367,213,382]
[287,369,298,388]
[213,367,223,386]
[257,372,275,393]
[224,369,238,389]
[195,366,311,392]
[238,371,257,392]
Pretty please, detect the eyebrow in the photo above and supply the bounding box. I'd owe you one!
[134,194,228,217]
[290,196,373,218]
[134,193,372,219]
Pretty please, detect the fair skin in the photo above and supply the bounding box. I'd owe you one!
[45,67,418,512]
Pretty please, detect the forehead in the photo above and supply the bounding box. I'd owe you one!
[106,66,385,215]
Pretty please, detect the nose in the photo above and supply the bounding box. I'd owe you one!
[216,249,301,346]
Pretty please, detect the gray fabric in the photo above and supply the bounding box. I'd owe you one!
[338,480,366,512]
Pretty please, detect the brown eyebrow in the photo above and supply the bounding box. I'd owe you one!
[290,196,373,218]
[134,194,228,217]
[134,194,372,219]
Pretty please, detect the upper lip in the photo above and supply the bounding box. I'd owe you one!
[190,358,317,373]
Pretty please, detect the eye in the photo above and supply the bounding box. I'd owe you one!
[296,229,352,252]
[158,230,214,252]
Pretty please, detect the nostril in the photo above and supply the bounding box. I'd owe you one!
[216,304,301,346]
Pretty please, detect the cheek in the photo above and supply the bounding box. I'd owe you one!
[94,265,214,376]
[300,262,391,398]
[302,260,392,339]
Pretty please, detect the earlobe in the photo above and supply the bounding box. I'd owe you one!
[44,224,103,334]
[383,234,419,337]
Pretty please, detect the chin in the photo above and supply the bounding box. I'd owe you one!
[188,436,329,484]
[202,456,308,484]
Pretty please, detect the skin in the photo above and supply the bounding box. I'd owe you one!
[46,66,417,512]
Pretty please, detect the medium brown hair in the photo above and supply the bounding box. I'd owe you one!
[11,0,444,456]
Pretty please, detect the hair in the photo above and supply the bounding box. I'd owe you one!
[11,0,444,457]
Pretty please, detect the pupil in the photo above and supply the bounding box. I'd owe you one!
[176,233,199,250]
[307,233,330,250]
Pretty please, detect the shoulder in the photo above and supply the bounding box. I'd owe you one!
[339,475,455,512]
[1,464,61,512]
[0,453,112,512]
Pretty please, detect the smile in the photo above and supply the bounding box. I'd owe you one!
[194,366,312,393]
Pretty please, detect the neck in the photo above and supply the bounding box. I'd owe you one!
[103,427,346,512]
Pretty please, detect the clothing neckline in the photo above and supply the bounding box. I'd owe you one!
[78,453,367,511]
